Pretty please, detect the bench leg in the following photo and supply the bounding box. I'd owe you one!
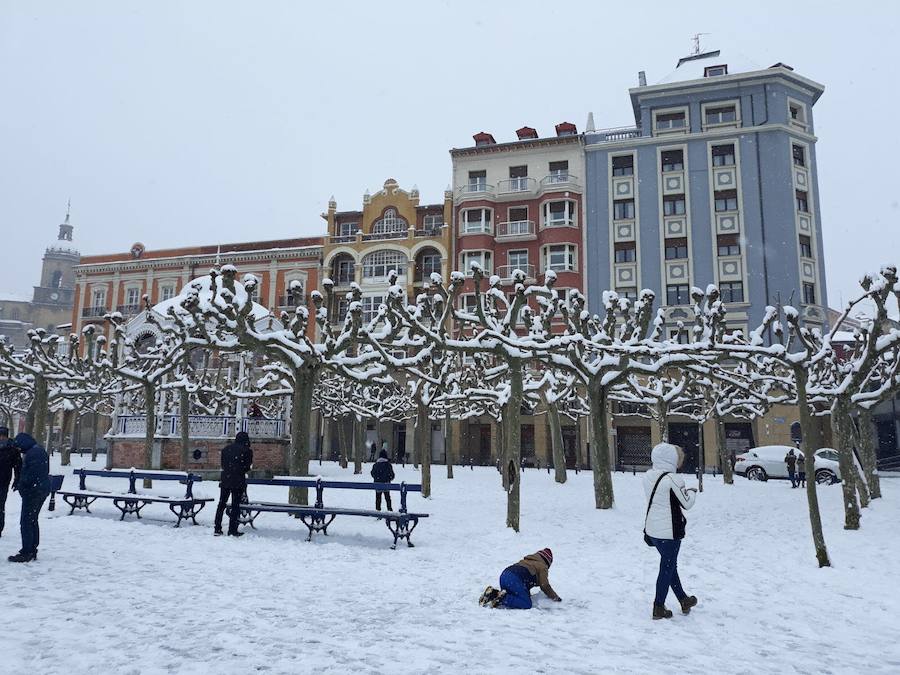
[113,498,145,521]
[63,495,97,515]
[386,516,419,550]
[300,514,336,541]
[229,504,258,529]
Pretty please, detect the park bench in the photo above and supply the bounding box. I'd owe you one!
[57,468,213,527]
[230,477,429,549]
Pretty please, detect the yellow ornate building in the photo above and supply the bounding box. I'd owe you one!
[321,179,452,324]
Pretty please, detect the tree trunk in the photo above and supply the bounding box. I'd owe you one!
[856,408,880,499]
[417,401,432,498]
[30,374,48,440]
[338,416,349,469]
[713,410,733,485]
[657,402,669,443]
[288,369,315,505]
[142,382,156,488]
[548,403,567,484]
[505,361,523,531]
[831,398,861,530]
[590,384,615,509]
[321,416,331,466]
[61,408,75,466]
[444,413,453,479]
[180,386,190,470]
[847,418,871,508]
[91,412,100,463]
[498,418,508,490]
[795,369,830,566]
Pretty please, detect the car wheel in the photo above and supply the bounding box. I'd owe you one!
[746,466,767,481]
[815,469,837,485]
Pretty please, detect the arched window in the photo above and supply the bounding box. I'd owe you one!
[373,208,408,235]
[415,248,442,282]
[362,250,408,280]
[51,270,63,288]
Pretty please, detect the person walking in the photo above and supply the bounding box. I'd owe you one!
[8,433,50,563]
[479,548,561,609]
[214,431,253,537]
[0,427,22,538]
[784,449,798,488]
[796,451,807,488]
[643,443,698,620]
[370,449,395,511]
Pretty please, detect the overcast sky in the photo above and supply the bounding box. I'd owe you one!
[1,1,897,310]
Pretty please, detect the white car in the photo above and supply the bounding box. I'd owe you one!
[735,445,841,484]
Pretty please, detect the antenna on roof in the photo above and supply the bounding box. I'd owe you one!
[215,244,221,267]
[691,33,710,56]
[65,198,71,224]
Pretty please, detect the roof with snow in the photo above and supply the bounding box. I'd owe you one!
[655,48,760,85]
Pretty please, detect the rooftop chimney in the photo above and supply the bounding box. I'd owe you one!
[638,70,647,86]
[516,126,538,140]
[585,112,595,133]
[473,131,496,147]
[555,122,577,137]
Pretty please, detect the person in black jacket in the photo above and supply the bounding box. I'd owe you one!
[370,449,395,511]
[214,431,253,537]
[9,432,50,563]
[0,427,22,538]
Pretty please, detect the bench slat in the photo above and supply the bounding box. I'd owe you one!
[58,490,212,504]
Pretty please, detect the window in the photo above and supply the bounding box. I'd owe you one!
[712,144,735,166]
[669,328,689,344]
[666,284,690,306]
[612,155,634,176]
[792,144,806,167]
[789,102,806,124]
[543,200,576,227]
[362,250,408,280]
[664,237,688,260]
[50,270,63,288]
[613,199,635,220]
[461,208,492,234]
[423,214,444,229]
[373,208,408,235]
[460,294,486,313]
[799,235,813,258]
[125,287,140,307]
[705,105,737,126]
[361,296,385,324]
[336,297,350,322]
[802,282,816,305]
[10,307,20,321]
[468,170,487,191]
[91,289,106,309]
[508,250,529,270]
[714,190,738,212]
[796,190,809,213]
[663,195,686,216]
[544,244,576,272]
[614,242,636,263]
[286,279,305,304]
[548,160,569,182]
[160,285,175,301]
[704,64,728,77]
[717,234,741,256]
[508,206,528,223]
[616,287,638,301]
[719,281,744,303]
[334,258,355,285]
[338,221,357,238]
[416,252,442,280]
[461,250,492,275]
[507,165,529,191]
[661,150,684,172]
[656,111,686,131]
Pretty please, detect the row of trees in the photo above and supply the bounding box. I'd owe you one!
[1,263,898,568]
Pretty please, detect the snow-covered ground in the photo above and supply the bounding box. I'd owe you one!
[2,456,899,675]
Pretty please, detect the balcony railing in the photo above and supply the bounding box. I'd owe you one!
[331,273,355,286]
[362,230,407,242]
[496,220,536,239]
[497,177,535,194]
[277,294,310,308]
[414,226,443,238]
[589,126,643,142]
[117,304,143,315]
[542,217,577,228]
[115,414,286,439]
[496,264,536,281]
[81,306,108,318]
[329,234,357,244]
[540,173,581,189]
[460,224,493,236]
[457,182,495,195]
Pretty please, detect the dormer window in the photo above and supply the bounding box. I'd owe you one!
[704,64,728,77]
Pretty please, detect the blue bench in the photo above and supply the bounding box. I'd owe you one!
[231,477,429,549]
[57,469,213,527]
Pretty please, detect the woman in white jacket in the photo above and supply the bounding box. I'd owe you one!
[643,443,698,620]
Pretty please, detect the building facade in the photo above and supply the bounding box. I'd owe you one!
[0,211,80,349]
[584,49,827,336]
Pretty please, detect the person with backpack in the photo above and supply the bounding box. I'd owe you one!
[370,449,395,511]
[796,451,807,487]
[8,433,50,563]
[214,431,253,537]
[478,548,561,609]
[784,449,798,488]
[643,443,698,620]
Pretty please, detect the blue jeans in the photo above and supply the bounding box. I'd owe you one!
[20,491,48,557]
[649,537,686,606]
[499,564,533,609]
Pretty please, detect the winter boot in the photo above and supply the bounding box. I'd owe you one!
[490,589,507,608]
[228,531,244,537]
[679,596,698,614]
[479,586,498,607]
[652,604,673,620]
[214,529,224,536]
[8,552,33,563]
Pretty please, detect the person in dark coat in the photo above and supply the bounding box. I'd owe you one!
[214,431,253,537]
[785,449,798,488]
[370,449,395,511]
[0,427,23,537]
[8,433,50,563]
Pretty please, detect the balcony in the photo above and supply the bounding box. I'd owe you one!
[81,306,108,318]
[496,220,536,240]
[540,173,581,191]
[361,230,408,242]
[329,233,358,244]
[496,264,536,282]
[497,177,536,195]
[589,126,642,143]
[414,225,443,238]
[117,304,143,316]
[541,217,577,229]
[456,182,495,204]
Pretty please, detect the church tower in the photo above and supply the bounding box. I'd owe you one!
[31,204,80,329]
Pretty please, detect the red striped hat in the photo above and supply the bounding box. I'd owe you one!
[537,548,553,567]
